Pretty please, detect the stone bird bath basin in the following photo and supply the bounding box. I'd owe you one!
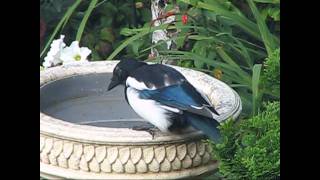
[40,61,242,179]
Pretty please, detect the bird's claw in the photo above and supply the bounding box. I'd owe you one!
[132,126,156,139]
[147,129,155,140]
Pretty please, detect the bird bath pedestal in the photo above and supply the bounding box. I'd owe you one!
[40,61,241,179]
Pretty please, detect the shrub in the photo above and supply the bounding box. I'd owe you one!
[210,101,280,179]
[262,48,280,98]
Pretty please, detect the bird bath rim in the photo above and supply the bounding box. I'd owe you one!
[40,61,242,145]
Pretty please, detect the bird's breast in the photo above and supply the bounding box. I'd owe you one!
[126,87,172,132]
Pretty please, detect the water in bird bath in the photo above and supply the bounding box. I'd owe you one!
[40,73,153,128]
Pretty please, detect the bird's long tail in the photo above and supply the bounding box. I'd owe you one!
[184,112,222,143]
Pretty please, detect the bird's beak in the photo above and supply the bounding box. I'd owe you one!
[107,79,120,91]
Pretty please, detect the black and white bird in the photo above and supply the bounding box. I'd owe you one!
[107,59,221,142]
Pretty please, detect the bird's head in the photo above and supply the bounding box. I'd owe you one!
[107,58,147,91]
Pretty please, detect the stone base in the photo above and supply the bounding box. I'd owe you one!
[41,161,218,179]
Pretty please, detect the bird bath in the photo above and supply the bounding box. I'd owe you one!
[40,61,242,179]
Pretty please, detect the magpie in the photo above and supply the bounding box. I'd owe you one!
[107,59,222,142]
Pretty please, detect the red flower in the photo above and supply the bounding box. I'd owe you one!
[182,14,188,25]
[148,53,156,60]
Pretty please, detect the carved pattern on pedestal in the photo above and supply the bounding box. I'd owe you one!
[40,135,216,174]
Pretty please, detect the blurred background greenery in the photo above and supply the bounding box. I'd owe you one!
[40,0,153,61]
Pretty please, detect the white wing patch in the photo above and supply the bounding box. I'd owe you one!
[190,105,202,109]
[126,87,172,132]
[163,74,171,86]
[160,105,181,113]
[126,77,155,90]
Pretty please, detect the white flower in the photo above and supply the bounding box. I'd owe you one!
[43,35,66,68]
[60,41,91,64]
[42,36,92,69]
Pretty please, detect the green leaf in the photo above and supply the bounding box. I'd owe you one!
[189,0,200,6]
[253,0,280,4]
[188,34,265,59]
[192,41,208,68]
[214,33,254,68]
[229,35,253,68]
[100,28,115,43]
[229,84,249,88]
[164,4,174,12]
[132,40,144,56]
[98,1,117,17]
[76,0,98,42]
[261,48,280,98]
[94,0,108,8]
[260,8,269,21]
[268,7,280,21]
[100,16,113,28]
[155,40,169,52]
[40,0,82,58]
[159,50,251,85]
[252,64,262,115]
[107,24,166,60]
[216,46,251,84]
[107,25,202,60]
[237,89,254,115]
[180,0,261,40]
[141,9,152,22]
[91,50,101,61]
[140,36,186,54]
[175,37,185,49]
[180,0,279,46]
[82,33,95,49]
[194,59,205,68]
[247,0,279,56]
[120,27,141,36]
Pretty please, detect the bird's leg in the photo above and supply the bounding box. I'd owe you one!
[147,129,155,140]
[132,125,156,139]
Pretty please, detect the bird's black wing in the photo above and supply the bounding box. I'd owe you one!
[129,64,186,89]
[139,80,219,118]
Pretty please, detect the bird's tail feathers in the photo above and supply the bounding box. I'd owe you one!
[184,112,222,143]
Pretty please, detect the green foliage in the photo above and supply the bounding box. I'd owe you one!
[261,48,280,98]
[247,0,277,55]
[76,0,98,42]
[252,64,262,115]
[105,0,279,117]
[210,101,280,179]
[40,0,82,58]
[40,0,153,63]
[153,0,280,116]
